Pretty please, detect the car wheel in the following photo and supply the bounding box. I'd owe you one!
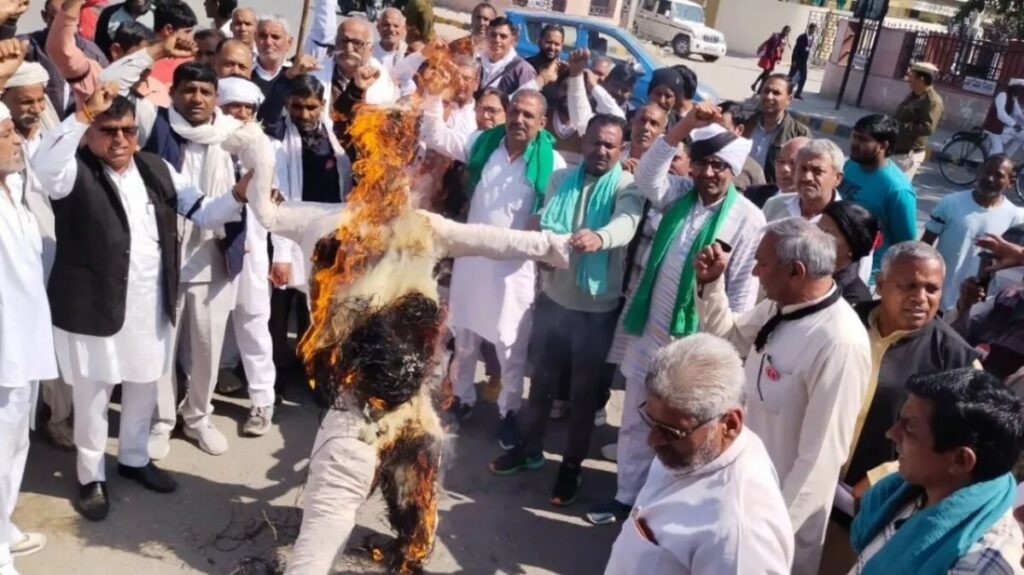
[672,35,690,58]
[701,54,719,62]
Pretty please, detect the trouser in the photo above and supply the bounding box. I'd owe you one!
[269,288,311,372]
[0,384,32,568]
[752,68,773,92]
[985,130,1024,156]
[789,59,809,95]
[154,279,237,434]
[285,409,378,574]
[520,295,617,463]
[892,150,927,181]
[41,377,72,424]
[451,313,532,417]
[615,372,654,505]
[232,300,276,409]
[74,378,156,484]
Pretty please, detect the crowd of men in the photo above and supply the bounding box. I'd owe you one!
[1,0,1024,573]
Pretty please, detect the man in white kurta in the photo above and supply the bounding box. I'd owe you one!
[588,112,765,526]
[0,100,57,575]
[421,88,566,448]
[32,88,245,521]
[604,335,793,575]
[695,216,872,575]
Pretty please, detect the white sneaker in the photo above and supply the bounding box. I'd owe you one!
[46,419,75,450]
[148,428,171,460]
[183,423,229,455]
[550,400,570,420]
[594,408,608,427]
[600,443,618,462]
[243,405,274,437]
[10,531,46,557]
[0,562,21,575]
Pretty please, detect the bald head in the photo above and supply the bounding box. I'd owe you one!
[216,39,253,79]
[378,8,406,51]
[335,18,373,77]
[775,136,811,192]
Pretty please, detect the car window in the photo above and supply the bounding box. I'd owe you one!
[524,21,578,51]
[671,3,705,23]
[587,30,635,64]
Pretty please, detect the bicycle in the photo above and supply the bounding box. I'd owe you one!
[937,127,1024,202]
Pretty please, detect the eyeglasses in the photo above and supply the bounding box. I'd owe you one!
[98,126,139,138]
[477,106,504,117]
[637,401,720,441]
[691,158,731,174]
[336,36,369,51]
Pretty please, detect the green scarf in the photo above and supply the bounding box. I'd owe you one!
[466,126,556,213]
[539,162,622,295]
[623,185,738,337]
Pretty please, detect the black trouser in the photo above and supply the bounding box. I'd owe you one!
[789,58,809,95]
[752,68,773,92]
[521,295,618,465]
[269,288,311,377]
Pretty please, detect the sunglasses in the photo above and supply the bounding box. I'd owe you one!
[98,126,139,138]
[691,158,731,174]
[637,401,720,441]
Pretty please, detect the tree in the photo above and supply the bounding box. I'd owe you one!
[954,0,1024,40]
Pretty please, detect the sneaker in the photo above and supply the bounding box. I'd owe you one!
[46,419,75,451]
[243,405,274,437]
[489,449,545,475]
[600,443,618,462]
[497,412,522,451]
[594,408,607,427]
[148,428,171,461]
[442,396,474,424]
[10,532,46,557]
[586,499,632,525]
[183,422,229,455]
[550,461,582,507]
[549,400,569,420]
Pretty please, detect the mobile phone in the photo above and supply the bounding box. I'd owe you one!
[978,251,996,291]
[715,239,734,253]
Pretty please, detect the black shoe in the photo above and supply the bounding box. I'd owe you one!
[795,93,804,99]
[497,411,522,451]
[117,462,177,493]
[77,481,109,521]
[489,449,545,476]
[442,396,473,425]
[585,499,632,525]
[550,461,582,507]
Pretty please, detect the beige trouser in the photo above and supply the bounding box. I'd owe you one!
[892,150,927,181]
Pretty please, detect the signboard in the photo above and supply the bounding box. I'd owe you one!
[962,76,998,96]
[853,54,868,70]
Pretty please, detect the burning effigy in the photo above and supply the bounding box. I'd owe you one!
[228,42,571,574]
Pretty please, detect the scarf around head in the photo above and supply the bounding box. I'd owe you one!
[540,162,622,295]
[466,125,555,213]
[623,184,738,336]
[850,472,1016,575]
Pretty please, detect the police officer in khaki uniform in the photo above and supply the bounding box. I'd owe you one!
[892,61,944,180]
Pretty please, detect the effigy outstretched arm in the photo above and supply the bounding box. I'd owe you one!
[418,210,572,269]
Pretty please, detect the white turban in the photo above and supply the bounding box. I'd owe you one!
[0,102,9,123]
[1010,78,1024,88]
[6,62,49,88]
[689,123,753,177]
[217,77,265,108]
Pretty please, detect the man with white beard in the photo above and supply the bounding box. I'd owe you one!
[0,39,57,575]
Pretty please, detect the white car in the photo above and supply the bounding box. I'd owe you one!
[633,0,728,61]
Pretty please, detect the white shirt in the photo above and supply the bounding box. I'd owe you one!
[605,430,794,575]
[372,40,407,71]
[421,97,567,344]
[0,170,57,386]
[447,100,477,139]
[254,58,288,82]
[32,116,243,385]
[697,280,872,575]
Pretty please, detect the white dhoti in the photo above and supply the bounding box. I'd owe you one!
[74,379,157,484]
[0,384,32,568]
[450,312,532,416]
[285,407,377,575]
[230,213,275,408]
[41,378,72,424]
[614,373,655,506]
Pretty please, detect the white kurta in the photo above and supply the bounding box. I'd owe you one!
[604,429,794,575]
[696,279,872,575]
[0,171,57,386]
[32,115,244,386]
[425,119,566,345]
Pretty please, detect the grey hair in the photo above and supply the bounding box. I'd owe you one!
[646,334,746,420]
[880,241,946,276]
[512,88,547,116]
[231,6,256,18]
[764,217,836,278]
[257,13,291,36]
[796,138,845,173]
[592,55,614,68]
[379,7,406,22]
[453,54,480,70]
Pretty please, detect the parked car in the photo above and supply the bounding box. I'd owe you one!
[507,9,718,108]
[633,0,727,61]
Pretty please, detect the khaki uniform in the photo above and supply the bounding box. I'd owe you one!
[892,87,943,180]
